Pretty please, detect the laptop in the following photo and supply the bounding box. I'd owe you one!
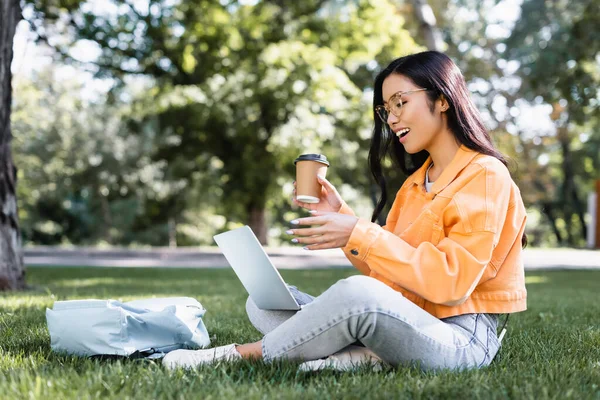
[213,226,301,310]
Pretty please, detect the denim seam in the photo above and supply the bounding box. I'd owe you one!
[419,312,478,351]
[262,335,272,361]
[266,307,481,360]
[471,314,489,350]
[266,308,372,360]
[477,326,491,368]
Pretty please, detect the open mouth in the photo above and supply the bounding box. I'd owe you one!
[396,128,410,138]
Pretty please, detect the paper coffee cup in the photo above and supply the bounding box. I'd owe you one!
[294,154,330,204]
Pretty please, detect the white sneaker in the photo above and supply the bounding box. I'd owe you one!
[162,344,241,369]
[298,345,384,372]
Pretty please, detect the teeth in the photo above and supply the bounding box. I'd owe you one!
[396,128,410,137]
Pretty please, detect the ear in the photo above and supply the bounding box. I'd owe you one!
[438,95,450,113]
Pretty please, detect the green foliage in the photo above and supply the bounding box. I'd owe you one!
[505,0,600,246]
[0,267,599,398]
[19,0,421,245]
[13,0,600,247]
[11,69,185,246]
[506,0,599,119]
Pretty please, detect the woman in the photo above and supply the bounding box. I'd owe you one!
[163,51,527,371]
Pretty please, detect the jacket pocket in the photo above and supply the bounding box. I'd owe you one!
[400,208,443,247]
[417,209,443,245]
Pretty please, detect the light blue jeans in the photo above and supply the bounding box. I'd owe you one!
[246,275,501,370]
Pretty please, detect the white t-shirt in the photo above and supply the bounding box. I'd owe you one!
[425,163,434,193]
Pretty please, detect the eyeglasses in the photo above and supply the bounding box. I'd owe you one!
[375,88,429,123]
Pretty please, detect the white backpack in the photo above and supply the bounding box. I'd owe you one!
[46,297,211,358]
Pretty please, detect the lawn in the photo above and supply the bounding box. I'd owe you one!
[1,266,599,399]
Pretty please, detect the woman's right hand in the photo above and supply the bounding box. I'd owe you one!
[293,175,344,213]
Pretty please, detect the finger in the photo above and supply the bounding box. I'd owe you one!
[317,175,337,192]
[307,210,328,216]
[293,198,315,210]
[286,227,323,237]
[293,235,327,245]
[290,216,329,226]
[303,241,338,251]
[305,210,334,218]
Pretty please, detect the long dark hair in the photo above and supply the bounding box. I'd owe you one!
[368,51,527,247]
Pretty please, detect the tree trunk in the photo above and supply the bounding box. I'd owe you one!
[541,202,563,245]
[99,189,113,244]
[0,0,25,290]
[557,125,587,245]
[410,0,444,51]
[516,127,565,245]
[570,186,587,242]
[248,205,267,245]
[168,217,177,248]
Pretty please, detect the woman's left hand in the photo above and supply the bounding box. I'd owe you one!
[286,211,359,250]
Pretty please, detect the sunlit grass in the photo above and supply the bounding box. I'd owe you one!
[1,267,599,399]
[524,275,549,284]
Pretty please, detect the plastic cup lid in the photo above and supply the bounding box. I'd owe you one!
[294,154,330,166]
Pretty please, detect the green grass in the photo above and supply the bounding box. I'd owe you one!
[1,267,599,399]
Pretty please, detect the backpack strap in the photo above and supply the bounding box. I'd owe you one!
[132,344,186,359]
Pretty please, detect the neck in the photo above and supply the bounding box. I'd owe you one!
[427,128,460,172]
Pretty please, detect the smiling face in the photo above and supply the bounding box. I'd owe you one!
[381,73,449,155]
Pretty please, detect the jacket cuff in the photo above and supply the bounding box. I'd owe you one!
[338,200,356,216]
[343,218,382,262]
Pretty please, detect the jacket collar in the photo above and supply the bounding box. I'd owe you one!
[410,145,479,194]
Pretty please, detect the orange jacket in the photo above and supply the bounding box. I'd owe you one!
[339,145,527,318]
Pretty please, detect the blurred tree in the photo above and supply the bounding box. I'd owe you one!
[11,67,220,247]
[24,0,420,244]
[505,0,600,246]
[0,0,25,290]
[409,0,444,51]
[14,69,132,245]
